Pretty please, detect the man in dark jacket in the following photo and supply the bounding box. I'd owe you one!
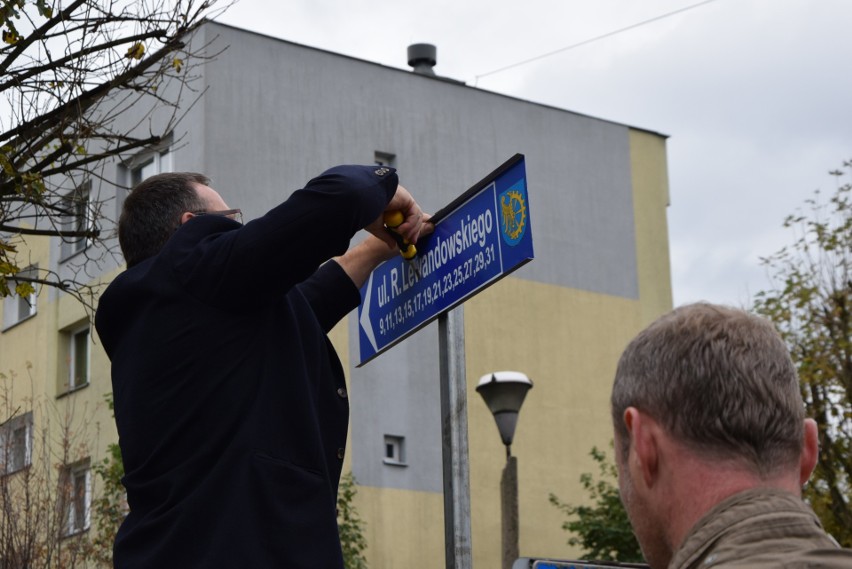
[95,166,426,568]
[610,303,852,568]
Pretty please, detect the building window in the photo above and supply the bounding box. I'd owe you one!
[61,460,91,536]
[130,147,172,187]
[61,182,93,259]
[383,434,406,466]
[2,264,37,329]
[65,325,90,393]
[374,151,396,168]
[0,411,33,475]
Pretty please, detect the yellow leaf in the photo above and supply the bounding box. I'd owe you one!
[126,42,145,60]
[0,262,19,274]
[2,29,20,45]
[15,282,34,298]
[172,57,183,72]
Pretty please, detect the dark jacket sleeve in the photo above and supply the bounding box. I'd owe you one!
[295,260,361,333]
[171,165,397,307]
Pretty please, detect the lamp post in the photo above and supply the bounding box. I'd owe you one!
[476,371,533,569]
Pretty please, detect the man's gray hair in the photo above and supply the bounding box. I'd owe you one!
[611,303,805,477]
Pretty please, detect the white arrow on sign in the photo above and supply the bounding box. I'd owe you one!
[359,271,378,352]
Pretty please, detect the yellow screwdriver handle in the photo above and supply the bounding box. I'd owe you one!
[398,243,417,260]
[383,210,405,229]
[383,211,417,259]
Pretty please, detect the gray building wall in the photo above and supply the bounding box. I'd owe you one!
[198,23,638,299]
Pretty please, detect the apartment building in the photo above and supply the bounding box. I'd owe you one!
[0,21,671,568]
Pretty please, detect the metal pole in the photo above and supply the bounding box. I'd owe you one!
[501,455,519,569]
[438,306,472,569]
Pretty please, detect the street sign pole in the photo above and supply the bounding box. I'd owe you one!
[439,306,472,569]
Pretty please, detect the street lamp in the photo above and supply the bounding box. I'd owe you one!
[476,371,533,569]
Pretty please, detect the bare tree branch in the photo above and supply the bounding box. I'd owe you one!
[0,0,230,302]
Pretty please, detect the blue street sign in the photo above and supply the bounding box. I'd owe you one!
[358,155,533,366]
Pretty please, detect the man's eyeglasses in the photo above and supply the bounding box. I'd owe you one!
[192,209,243,224]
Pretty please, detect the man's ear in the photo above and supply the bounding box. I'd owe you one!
[180,212,195,225]
[624,407,660,489]
[800,418,819,486]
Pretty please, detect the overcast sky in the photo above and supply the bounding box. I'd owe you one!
[218,0,852,308]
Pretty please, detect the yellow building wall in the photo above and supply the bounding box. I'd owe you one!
[357,486,446,567]
[466,279,641,566]
[54,267,120,465]
[2,235,52,402]
[630,128,673,326]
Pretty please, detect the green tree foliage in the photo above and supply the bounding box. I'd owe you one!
[0,0,228,310]
[549,446,643,563]
[754,159,852,546]
[337,471,369,569]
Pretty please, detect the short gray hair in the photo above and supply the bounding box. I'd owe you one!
[611,303,804,477]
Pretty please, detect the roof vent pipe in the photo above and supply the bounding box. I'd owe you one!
[408,43,437,76]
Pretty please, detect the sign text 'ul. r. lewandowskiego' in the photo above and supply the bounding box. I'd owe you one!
[357,154,534,366]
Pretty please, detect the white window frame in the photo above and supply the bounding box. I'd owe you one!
[383,434,407,467]
[0,411,33,475]
[2,264,37,330]
[68,325,90,391]
[61,182,93,259]
[129,147,173,187]
[62,460,91,536]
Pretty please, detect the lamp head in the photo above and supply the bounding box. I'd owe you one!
[476,371,533,447]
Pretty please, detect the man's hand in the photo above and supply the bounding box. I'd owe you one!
[341,212,434,289]
[366,185,425,248]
